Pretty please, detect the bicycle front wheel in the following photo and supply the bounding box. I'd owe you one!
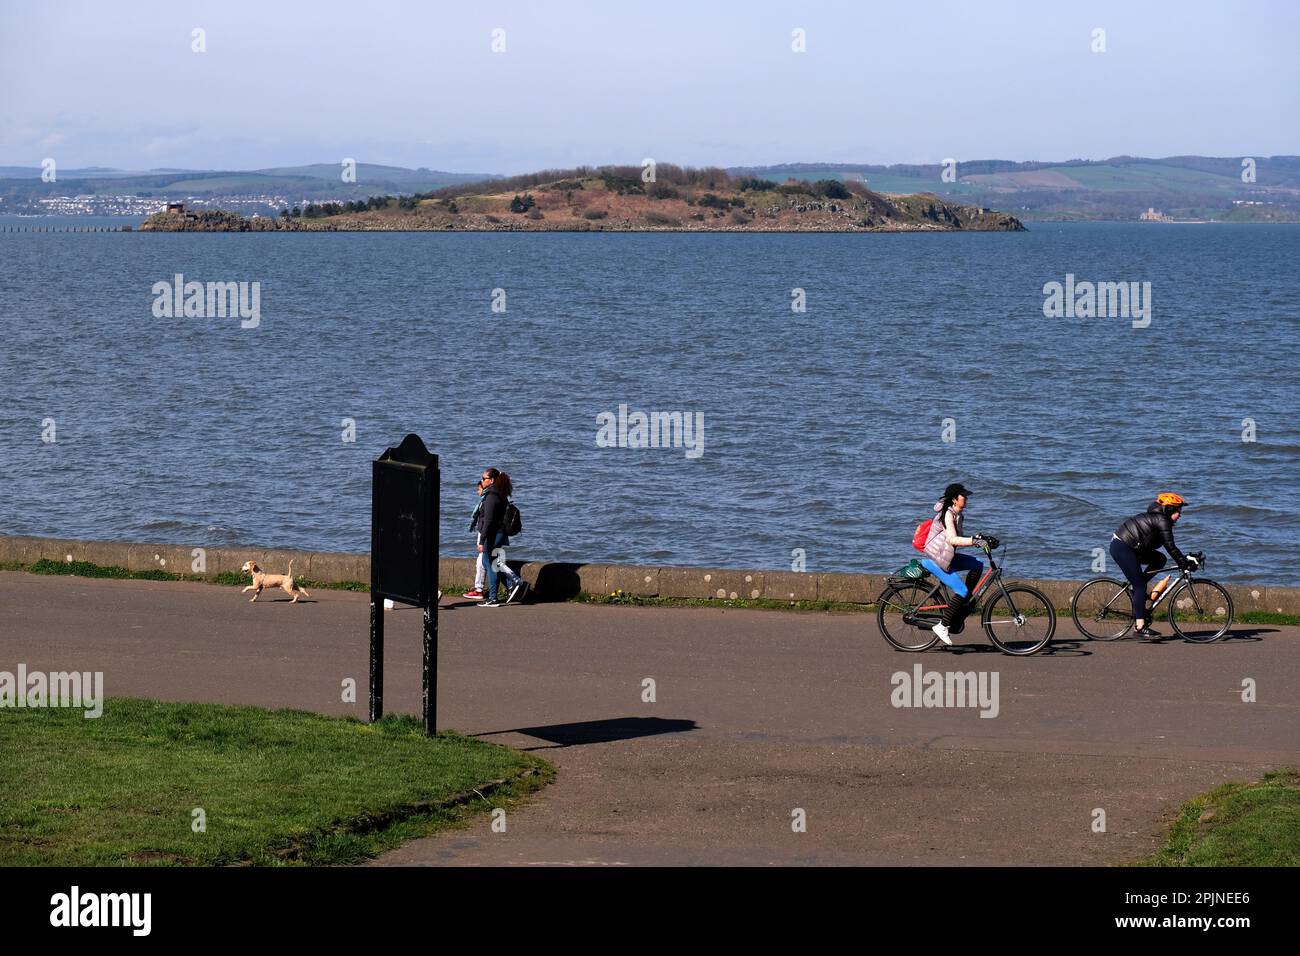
[877,582,940,652]
[1070,577,1133,641]
[983,585,1056,655]
[1168,579,1234,643]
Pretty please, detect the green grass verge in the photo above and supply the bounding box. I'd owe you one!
[6,558,181,582]
[4,559,1299,624]
[0,698,552,866]
[1137,770,1300,866]
[9,558,368,593]
[1236,611,1300,626]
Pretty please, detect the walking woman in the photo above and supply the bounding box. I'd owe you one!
[475,468,527,607]
[463,470,495,601]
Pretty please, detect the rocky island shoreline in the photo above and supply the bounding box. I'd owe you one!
[140,165,1026,234]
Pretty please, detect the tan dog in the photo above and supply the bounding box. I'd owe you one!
[240,559,310,603]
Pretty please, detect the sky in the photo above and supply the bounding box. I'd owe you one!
[1,0,1297,173]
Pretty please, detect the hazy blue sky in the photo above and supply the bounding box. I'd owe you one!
[2,0,1296,172]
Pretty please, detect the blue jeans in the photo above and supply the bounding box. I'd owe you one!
[921,552,983,598]
[479,531,519,600]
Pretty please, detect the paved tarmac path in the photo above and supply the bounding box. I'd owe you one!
[2,571,1295,865]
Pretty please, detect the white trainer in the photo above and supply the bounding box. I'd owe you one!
[932,622,952,645]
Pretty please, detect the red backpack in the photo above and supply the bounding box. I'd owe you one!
[911,518,933,552]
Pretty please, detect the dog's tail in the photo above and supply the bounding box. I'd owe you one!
[288,559,294,575]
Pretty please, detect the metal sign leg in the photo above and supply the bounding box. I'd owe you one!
[422,604,437,736]
[369,599,384,722]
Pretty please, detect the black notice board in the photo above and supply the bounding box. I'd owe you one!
[371,434,438,608]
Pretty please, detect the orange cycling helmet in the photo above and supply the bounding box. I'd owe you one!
[1155,492,1187,517]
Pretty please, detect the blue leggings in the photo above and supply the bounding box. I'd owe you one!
[1109,538,1166,619]
[921,552,983,598]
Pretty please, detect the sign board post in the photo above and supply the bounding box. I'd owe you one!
[369,434,439,735]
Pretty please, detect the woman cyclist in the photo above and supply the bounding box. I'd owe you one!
[921,482,996,645]
[1109,492,1198,638]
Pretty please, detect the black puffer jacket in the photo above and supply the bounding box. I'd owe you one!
[1115,504,1188,567]
[477,486,510,548]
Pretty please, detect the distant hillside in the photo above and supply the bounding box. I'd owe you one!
[728,156,1300,221]
[12,155,1298,222]
[249,162,492,187]
[0,165,129,179]
[140,165,1025,233]
[0,163,500,213]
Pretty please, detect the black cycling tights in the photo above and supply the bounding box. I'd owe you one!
[1109,538,1167,620]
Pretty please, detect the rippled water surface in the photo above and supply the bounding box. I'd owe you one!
[1,223,1296,583]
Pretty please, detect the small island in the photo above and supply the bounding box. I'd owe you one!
[140,165,1026,233]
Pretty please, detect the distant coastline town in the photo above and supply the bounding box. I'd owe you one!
[15,193,303,218]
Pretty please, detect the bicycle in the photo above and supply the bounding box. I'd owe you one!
[1070,551,1233,643]
[876,536,1056,656]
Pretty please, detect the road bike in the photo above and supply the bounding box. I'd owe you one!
[876,537,1056,656]
[1070,551,1233,643]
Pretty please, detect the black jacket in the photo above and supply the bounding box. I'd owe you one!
[477,487,510,548]
[1115,505,1187,566]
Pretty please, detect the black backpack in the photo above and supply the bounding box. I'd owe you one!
[503,500,522,537]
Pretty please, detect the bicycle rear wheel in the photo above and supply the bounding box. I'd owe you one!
[1168,579,1234,643]
[1070,577,1133,640]
[982,585,1056,655]
[877,581,940,651]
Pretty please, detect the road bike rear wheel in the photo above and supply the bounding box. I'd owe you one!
[982,585,1056,655]
[1168,579,1234,643]
[1070,577,1134,640]
[877,581,940,651]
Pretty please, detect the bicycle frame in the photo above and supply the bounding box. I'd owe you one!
[1094,553,1204,619]
[904,543,1005,624]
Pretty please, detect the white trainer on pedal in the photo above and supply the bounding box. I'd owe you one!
[932,623,952,645]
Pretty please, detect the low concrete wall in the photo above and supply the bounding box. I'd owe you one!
[1,534,1297,615]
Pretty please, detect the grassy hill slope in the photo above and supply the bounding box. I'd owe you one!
[142,164,1026,233]
[729,156,1300,221]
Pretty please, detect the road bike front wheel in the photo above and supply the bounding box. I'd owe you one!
[1168,579,1234,643]
[983,585,1056,655]
[1070,577,1133,641]
[877,581,940,652]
